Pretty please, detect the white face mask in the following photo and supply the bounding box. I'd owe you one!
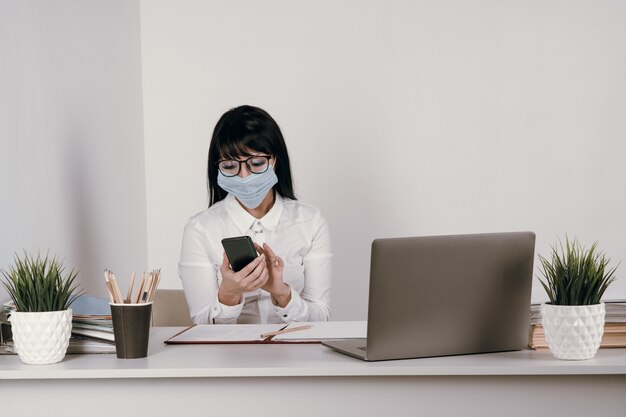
[217,165,278,209]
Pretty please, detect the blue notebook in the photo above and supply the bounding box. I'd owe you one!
[70,296,111,317]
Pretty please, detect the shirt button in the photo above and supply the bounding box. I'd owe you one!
[283,314,288,318]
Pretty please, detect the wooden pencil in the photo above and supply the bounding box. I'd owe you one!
[148,269,161,302]
[105,281,115,303]
[140,273,153,303]
[109,272,124,304]
[260,324,313,338]
[104,270,116,303]
[134,272,147,304]
[126,272,136,304]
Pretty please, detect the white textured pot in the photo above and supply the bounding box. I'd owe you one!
[9,309,72,364]
[541,303,605,360]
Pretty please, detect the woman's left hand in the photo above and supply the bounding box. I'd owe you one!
[256,242,292,307]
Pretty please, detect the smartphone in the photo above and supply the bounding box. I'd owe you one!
[221,236,258,272]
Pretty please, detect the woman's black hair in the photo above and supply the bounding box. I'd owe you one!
[207,105,296,206]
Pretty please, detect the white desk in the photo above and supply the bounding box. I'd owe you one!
[1,327,626,416]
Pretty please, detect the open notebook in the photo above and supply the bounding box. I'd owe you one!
[164,321,367,344]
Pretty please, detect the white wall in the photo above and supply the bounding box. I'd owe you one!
[146,0,623,320]
[0,0,146,299]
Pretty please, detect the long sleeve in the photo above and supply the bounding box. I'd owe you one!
[178,218,244,324]
[273,213,332,322]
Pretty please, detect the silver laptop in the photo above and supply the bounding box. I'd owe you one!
[323,231,536,361]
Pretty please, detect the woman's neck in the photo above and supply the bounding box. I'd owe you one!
[238,190,276,219]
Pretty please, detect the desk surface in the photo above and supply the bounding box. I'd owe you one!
[1,327,626,380]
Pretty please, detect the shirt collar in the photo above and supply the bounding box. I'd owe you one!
[225,193,284,234]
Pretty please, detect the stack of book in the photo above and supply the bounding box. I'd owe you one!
[71,296,115,344]
[529,300,626,349]
[0,305,12,346]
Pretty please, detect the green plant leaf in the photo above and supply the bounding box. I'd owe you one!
[0,251,84,312]
[537,237,618,306]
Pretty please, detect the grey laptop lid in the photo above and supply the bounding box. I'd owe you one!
[323,231,535,361]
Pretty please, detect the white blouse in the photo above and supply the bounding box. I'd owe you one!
[178,193,332,324]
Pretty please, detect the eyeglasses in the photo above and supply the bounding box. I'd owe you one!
[217,155,272,177]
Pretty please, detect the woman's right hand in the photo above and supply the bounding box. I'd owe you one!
[218,252,269,306]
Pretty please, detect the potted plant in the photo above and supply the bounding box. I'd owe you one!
[538,237,618,360]
[1,252,82,364]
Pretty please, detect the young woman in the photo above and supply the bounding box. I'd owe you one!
[178,105,332,324]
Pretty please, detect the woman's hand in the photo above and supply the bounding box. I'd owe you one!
[256,243,292,307]
[218,252,269,306]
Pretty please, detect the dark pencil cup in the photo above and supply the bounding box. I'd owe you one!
[110,302,152,359]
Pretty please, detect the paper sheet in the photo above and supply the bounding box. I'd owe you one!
[167,324,285,343]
